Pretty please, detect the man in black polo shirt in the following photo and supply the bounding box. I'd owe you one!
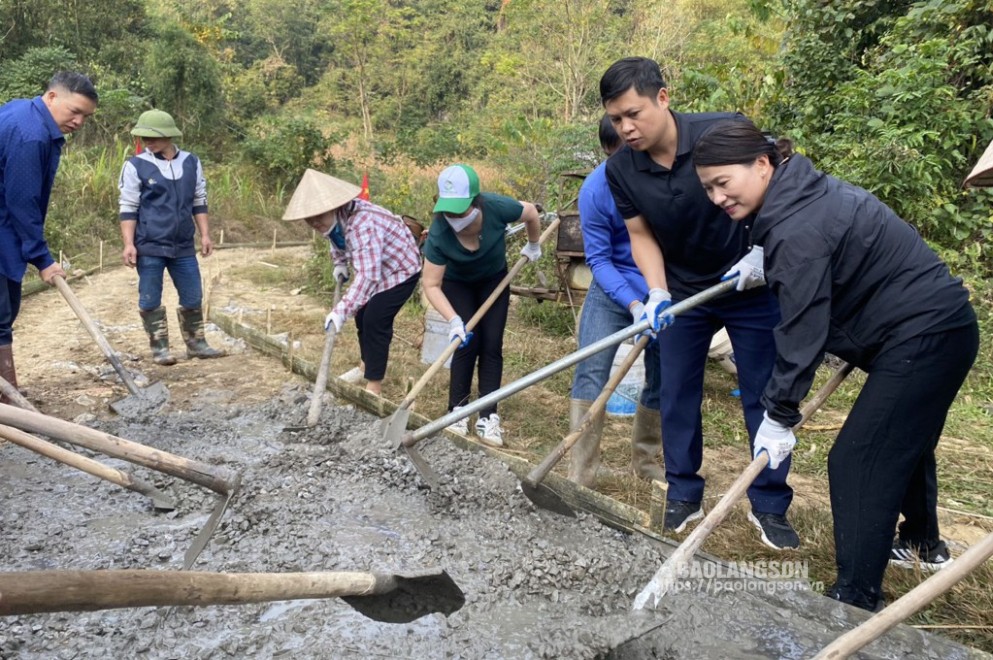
[599,57,798,549]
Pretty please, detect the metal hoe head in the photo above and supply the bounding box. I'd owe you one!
[109,380,170,417]
[342,568,465,623]
[381,406,411,450]
[519,480,576,518]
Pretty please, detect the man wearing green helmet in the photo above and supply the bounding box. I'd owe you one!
[118,109,224,365]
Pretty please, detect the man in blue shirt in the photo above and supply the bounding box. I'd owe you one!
[569,115,663,488]
[0,72,98,400]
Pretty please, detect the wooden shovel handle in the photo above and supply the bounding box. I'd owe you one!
[400,217,561,409]
[634,361,855,609]
[814,531,993,659]
[54,276,140,396]
[305,277,344,427]
[0,404,237,495]
[0,424,167,503]
[526,335,650,486]
[0,569,392,614]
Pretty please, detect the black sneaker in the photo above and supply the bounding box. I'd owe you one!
[889,538,953,571]
[748,511,800,550]
[664,500,703,533]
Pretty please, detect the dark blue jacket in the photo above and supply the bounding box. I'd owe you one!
[118,150,208,258]
[0,97,63,281]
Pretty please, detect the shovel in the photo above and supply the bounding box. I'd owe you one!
[632,361,855,610]
[381,215,561,451]
[520,334,652,517]
[396,279,739,490]
[53,276,169,417]
[813,530,993,659]
[0,424,175,511]
[0,567,465,624]
[284,275,346,432]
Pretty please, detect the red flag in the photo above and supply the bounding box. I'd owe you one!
[359,172,370,200]
[135,138,143,155]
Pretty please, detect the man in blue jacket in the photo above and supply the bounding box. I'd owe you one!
[0,72,98,401]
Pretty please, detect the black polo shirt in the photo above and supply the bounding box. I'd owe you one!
[605,110,749,299]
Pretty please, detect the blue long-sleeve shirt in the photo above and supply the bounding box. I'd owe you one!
[0,97,64,281]
[578,162,648,309]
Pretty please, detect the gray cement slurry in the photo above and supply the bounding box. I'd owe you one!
[0,386,985,658]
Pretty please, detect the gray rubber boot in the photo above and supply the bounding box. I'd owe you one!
[567,398,605,489]
[139,307,177,366]
[631,404,666,482]
[177,307,226,359]
[0,344,17,403]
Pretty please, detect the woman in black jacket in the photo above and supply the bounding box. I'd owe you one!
[692,119,978,612]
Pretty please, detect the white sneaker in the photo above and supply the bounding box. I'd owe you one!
[475,414,504,447]
[446,406,469,435]
[339,367,363,384]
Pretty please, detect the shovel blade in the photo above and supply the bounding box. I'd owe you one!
[381,407,411,449]
[342,569,465,623]
[402,445,441,490]
[519,481,576,518]
[109,381,169,418]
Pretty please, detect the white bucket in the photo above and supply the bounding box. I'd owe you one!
[605,341,645,417]
[708,328,737,375]
[421,307,453,368]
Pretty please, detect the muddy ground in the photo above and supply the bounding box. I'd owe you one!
[0,250,985,658]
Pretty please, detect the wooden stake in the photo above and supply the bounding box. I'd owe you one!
[271,228,277,256]
[98,241,104,272]
[219,229,225,245]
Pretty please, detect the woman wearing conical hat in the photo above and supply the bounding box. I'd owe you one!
[283,169,421,397]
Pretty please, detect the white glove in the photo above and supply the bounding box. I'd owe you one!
[324,310,345,333]
[640,288,674,338]
[448,315,473,348]
[520,240,542,262]
[333,263,350,284]
[723,246,765,291]
[754,411,796,470]
[629,301,645,325]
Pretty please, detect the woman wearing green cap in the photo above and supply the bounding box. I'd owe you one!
[421,164,542,446]
[119,109,224,366]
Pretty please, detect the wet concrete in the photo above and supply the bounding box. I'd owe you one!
[0,385,985,658]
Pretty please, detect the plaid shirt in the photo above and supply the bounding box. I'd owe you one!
[331,199,421,318]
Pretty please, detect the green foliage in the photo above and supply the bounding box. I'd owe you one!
[0,47,77,102]
[516,298,576,338]
[242,116,342,188]
[143,23,225,142]
[769,0,993,261]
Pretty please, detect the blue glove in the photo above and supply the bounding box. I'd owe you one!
[448,315,474,349]
[754,411,796,470]
[722,246,765,291]
[640,288,674,338]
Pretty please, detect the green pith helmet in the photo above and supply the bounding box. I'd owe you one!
[130,109,182,139]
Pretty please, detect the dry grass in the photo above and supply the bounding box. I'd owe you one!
[224,247,993,653]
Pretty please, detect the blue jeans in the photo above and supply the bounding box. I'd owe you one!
[658,287,793,515]
[571,281,660,410]
[137,255,203,311]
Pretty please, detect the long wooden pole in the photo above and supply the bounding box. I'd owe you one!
[633,362,856,610]
[814,531,993,659]
[0,424,173,509]
[0,405,237,495]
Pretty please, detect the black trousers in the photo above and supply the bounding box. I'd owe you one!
[0,275,22,346]
[828,319,979,609]
[443,268,510,418]
[354,273,419,381]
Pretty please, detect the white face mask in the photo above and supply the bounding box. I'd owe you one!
[445,207,480,233]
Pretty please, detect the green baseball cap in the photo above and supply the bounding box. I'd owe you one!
[433,164,480,214]
[130,109,182,139]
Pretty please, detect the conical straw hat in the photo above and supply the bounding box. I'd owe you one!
[282,169,362,221]
[965,138,993,188]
